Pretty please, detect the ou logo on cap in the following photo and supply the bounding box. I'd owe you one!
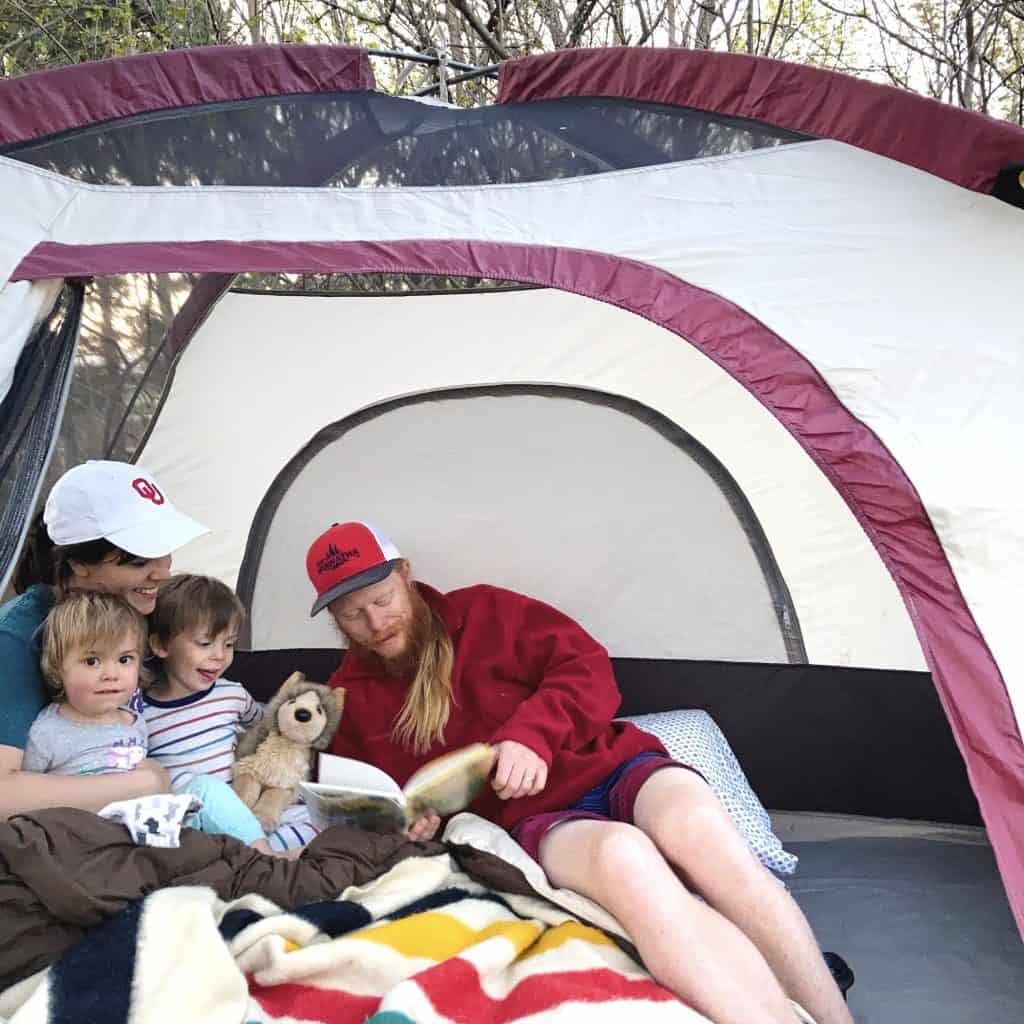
[132,477,165,505]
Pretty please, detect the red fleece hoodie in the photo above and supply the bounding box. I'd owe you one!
[326,583,666,831]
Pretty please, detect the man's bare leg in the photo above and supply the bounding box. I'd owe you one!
[632,769,853,1024]
[539,818,798,1024]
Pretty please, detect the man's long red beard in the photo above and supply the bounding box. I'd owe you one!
[346,584,433,679]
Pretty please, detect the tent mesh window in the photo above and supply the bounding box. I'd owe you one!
[0,282,83,591]
[0,96,810,187]
[10,273,198,535]
[232,273,532,295]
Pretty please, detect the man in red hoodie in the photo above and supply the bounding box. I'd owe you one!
[308,521,852,1024]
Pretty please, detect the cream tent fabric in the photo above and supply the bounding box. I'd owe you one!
[0,166,74,405]
[0,140,1018,705]
[143,286,924,668]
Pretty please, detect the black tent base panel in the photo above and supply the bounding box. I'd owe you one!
[231,651,980,827]
[611,657,980,826]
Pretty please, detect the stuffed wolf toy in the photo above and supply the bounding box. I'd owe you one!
[233,671,343,831]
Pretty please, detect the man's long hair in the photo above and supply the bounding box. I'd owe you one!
[348,566,454,754]
[393,582,455,753]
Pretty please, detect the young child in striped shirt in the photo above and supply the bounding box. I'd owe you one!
[23,591,286,855]
[144,574,318,852]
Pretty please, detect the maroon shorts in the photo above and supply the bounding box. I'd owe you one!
[511,752,696,862]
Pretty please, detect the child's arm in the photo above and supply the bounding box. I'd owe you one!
[0,745,172,817]
[239,688,263,730]
[19,717,54,774]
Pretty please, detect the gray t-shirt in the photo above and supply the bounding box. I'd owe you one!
[21,703,148,775]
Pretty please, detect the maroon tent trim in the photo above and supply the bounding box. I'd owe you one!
[0,45,375,148]
[498,47,1024,196]
[13,235,1024,938]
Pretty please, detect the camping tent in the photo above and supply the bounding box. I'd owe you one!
[1,44,1023,1012]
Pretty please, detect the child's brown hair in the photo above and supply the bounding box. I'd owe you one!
[40,592,149,700]
[149,574,246,646]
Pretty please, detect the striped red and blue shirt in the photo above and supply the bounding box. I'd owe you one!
[141,679,261,790]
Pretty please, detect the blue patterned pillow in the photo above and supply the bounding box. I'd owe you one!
[619,709,798,876]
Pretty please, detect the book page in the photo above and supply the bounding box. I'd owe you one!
[404,743,495,819]
[317,752,402,798]
[303,744,494,831]
[300,781,408,832]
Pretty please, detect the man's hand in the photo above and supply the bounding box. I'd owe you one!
[491,740,548,800]
[406,813,441,842]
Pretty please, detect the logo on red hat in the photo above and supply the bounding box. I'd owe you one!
[316,543,359,576]
[132,478,165,505]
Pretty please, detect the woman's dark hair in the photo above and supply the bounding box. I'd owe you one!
[13,511,141,594]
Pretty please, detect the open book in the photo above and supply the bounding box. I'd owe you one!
[299,743,496,832]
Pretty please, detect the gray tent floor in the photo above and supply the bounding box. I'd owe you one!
[785,828,1024,1023]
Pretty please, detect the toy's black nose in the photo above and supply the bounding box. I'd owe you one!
[295,708,312,723]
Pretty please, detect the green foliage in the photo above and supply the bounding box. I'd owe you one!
[0,1,222,77]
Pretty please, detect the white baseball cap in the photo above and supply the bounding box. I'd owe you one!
[44,460,208,558]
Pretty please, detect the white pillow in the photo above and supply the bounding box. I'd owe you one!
[618,709,798,876]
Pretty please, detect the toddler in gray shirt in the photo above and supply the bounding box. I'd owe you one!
[23,593,149,775]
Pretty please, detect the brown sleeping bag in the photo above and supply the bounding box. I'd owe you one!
[0,808,445,990]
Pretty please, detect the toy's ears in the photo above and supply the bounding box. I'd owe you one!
[277,671,307,699]
[313,686,345,751]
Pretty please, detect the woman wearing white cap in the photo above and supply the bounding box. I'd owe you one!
[0,460,208,817]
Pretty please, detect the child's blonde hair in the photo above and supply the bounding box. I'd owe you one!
[149,574,245,646]
[40,592,149,700]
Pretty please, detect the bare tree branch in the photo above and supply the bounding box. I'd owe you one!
[0,0,1019,119]
[764,0,786,55]
[447,0,512,56]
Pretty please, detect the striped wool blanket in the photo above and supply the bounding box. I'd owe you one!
[4,845,712,1024]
